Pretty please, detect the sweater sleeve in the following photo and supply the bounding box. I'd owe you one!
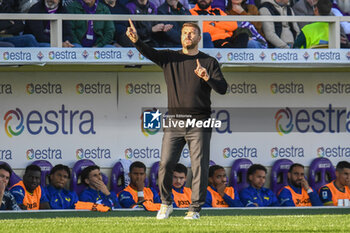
[134,39,169,67]
[206,58,228,95]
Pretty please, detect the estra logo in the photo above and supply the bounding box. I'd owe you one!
[222,146,257,158]
[0,149,12,160]
[226,82,257,94]
[3,105,95,138]
[124,147,189,159]
[270,82,304,94]
[125,82,161,94]
[317,146,350,158]
[26,82,63,94]
[76,82,111,94]
[270,146,304,158]
[26,147,62,160]
[0,83,12,94]
[317,82,350,94]
[3,51,32,61]
[76,147,111,160]
[274,104,350,135]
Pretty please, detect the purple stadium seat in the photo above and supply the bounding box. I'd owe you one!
[70,159,108,196]
[209,160,216,166]
[0,162,21,187]
[229,159,253,193]
[149,161,160,193]
[31,160,53,187]
[270,159,293,195]
[308,158,336,192]
[110,159,132,194]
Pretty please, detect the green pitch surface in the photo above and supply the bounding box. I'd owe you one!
[1,214,350,233]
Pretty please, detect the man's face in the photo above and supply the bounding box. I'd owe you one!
[0,169,10,187]
[45,0,60,9]
[197,0,212,10]
[129,167,146,186]
[50,169,69,189]
[288,166,304,188]
[181,26,201,50]
[85,169,102,189]
[209,168,227,188]
[336,168,350,187]
[23,170,41,192]
[172,171,186,189]
[249,169,266,189]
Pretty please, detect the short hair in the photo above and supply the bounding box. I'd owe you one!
[182,22,201,35]
[209,165,224,178]
[25,165,41,175]
[49,164,71,179]
[317,0,332,16]
[0,163,12,177]
[247,164,267,177]
[80,165,100,186]
[288,163,304,173]
[336,161,350,172]
[174,163,187,176]
[129,161,146,173]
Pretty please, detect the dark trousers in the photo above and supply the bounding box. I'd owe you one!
[158,122,212,212]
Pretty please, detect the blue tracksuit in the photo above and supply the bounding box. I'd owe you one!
[239,186,280,207]
[44,185,78,209]
[79,187,121,209]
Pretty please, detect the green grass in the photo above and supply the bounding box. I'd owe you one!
[1,215,350,233]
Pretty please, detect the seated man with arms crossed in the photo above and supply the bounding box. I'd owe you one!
[203,165,243,207]
[10,165,50,210]
[118,161,161,211]
[171,163,191,208]
[319,161,350,206]
[45,164,78,209]
[79,165,121,209]
[0,163,21,210]
[278,163,322,206]
[240,164,279,207]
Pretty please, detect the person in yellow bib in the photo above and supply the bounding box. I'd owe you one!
[10,165,50,210]
[203,165,243,207]
[171,163,192,208]
[319,161,350,206]
[278,163,322,207]
[118,161,161,211]
[293,0,332,48]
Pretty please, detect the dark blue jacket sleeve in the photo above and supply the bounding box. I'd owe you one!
[40,186,49,203]
[10,186,25,205]
[308,191,323,206]
[223,189,243,207]
[151,188,161,204]
[269,191,280,206]
[203,190,212,207]
[278,188,295,207]
[103,192,121,209]
[118,190,136,208]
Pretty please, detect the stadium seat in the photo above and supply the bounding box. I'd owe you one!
[110,159,132,194]
[308,157,336,192]
[71,159,108,196]
[229,159,253,193]
[149,161,160,193]
[270,159,293,195]
[31,160,53,187]
[0,161,21,187]
[209,160,216,166]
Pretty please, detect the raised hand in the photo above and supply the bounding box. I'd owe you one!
[126,18,138,43]
[194,59,209,81]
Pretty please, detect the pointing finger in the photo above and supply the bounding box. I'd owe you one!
[196,59,201,68]
[129,18,136,31]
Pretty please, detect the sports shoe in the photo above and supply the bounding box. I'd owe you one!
[156,204,173,219]
[184,211,200,220]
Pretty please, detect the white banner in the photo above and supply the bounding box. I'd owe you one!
[0,71,350,168]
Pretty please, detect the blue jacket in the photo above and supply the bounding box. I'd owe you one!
[239,186,279,207]
[118,187,161,209]
[278,184,323,207]
[203,186,243,207]
[79,187,121,209]
[44,185,78,209]
[0,190,21,210]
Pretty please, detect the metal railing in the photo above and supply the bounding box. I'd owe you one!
[0,14,348,48]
